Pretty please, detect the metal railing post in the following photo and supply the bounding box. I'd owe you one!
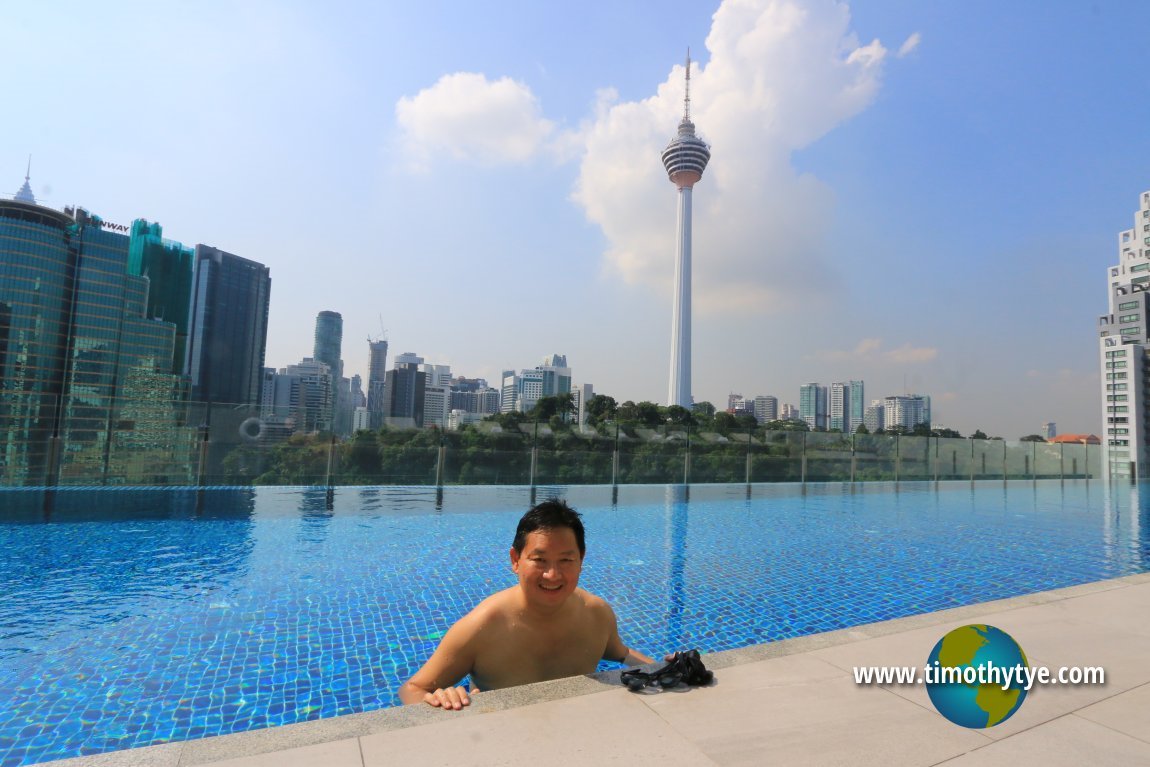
[683,425,691,485]
[196,424,210,486]
[850,433,856,483]
[894,434,900,483]
[324,434,336,488]
[611,422,620,487]
[800,432,807,484]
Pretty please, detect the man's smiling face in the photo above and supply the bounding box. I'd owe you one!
[510,527,583,608]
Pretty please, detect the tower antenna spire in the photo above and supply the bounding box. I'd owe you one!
[25,155,31,182]
[683,48,692,122]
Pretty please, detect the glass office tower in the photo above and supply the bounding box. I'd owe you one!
[127,219,194,375]
[0,200,180,484]
[185,245,271,409]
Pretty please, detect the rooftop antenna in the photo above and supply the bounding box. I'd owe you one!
[683,48,692,122]
[25,155,31,183]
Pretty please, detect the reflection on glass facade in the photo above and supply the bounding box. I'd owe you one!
[0,200,183,485]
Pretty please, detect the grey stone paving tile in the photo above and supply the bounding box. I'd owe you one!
[638,655,991,766]
[359,689,719,767]
[28,743,184,767]
[1074,682,1150,745]
[191,738,363,767]
[934,714,1150,766]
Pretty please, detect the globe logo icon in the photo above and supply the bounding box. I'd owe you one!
[925,624,1029,728]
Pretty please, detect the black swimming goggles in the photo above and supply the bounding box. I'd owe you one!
[621,649,714,691]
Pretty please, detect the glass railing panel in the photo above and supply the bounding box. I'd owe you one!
[897,436,932,481]
[1004,440,1036,479]
[749,431,803,482]
[689,435,747,483]
[1034,441,1063,479]
[531,430,614,485]
[852,434,895,481]
[617,429,685,484]
[971,439,1006,480]
[804,432,853,482]
[1060,443,1092,479]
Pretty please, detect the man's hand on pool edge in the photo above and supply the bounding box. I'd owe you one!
[424,685,472,710]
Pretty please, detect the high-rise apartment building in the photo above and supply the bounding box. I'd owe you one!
[864,400,885,433]
[799,383,827,430]
[829,380,865,432]
[829,383,847,431]
[185,245,271,409]
[753,395,778,424]
[848,380,865,432]
[571,382,594,427]
[883,395,931,431]
[1098,190,1150,478]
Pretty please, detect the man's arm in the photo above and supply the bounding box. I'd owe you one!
[602,603,654,665]
[397,613,482,710]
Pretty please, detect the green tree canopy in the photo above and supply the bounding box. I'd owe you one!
[585,394,617,427]
[763,419,810,432]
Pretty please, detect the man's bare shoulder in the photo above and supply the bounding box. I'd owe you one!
[456,587,519,630]
[573,588,616,618]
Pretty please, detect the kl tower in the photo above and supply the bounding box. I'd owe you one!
[661,51,710,409]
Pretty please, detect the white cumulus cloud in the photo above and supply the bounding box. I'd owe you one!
[897,32,922,58]
[396,72,555,170]
[571,0,891,313]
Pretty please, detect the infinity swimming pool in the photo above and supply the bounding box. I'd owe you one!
[1,481,1147,766]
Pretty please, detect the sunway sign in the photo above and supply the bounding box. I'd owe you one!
[100,220,130,233]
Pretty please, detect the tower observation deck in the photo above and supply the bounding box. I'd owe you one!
[662,52,710,409]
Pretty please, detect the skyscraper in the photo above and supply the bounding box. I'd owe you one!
[1098,190,1150,478]
[367,337,388,429]
[883,395,931,431]
[848,380,866,433]
[385,352,425,427]
[127,219,194,374]
[1,195,180,484]
[753,395,778,424]
[829,383,848,431]
[313,311,343,377]
[799,383,827,430]
[185,245,271,409]
[313,311,346,434]
[662,52,710,408]
[829,380,866,432]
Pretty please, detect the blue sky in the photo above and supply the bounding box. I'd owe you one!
[5,0,1149,437]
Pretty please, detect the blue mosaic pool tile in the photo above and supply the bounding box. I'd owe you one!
[0,482,1148,765]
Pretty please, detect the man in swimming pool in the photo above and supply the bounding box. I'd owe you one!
[397,499,653,709]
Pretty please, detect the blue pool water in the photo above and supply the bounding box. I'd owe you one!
[1,481,1148,766]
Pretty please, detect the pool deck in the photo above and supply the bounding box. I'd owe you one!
[34,572,1150,767]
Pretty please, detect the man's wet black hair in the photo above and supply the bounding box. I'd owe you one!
[512,498,585,556]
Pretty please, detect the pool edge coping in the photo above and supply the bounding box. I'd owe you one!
[31,570,1150,767]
